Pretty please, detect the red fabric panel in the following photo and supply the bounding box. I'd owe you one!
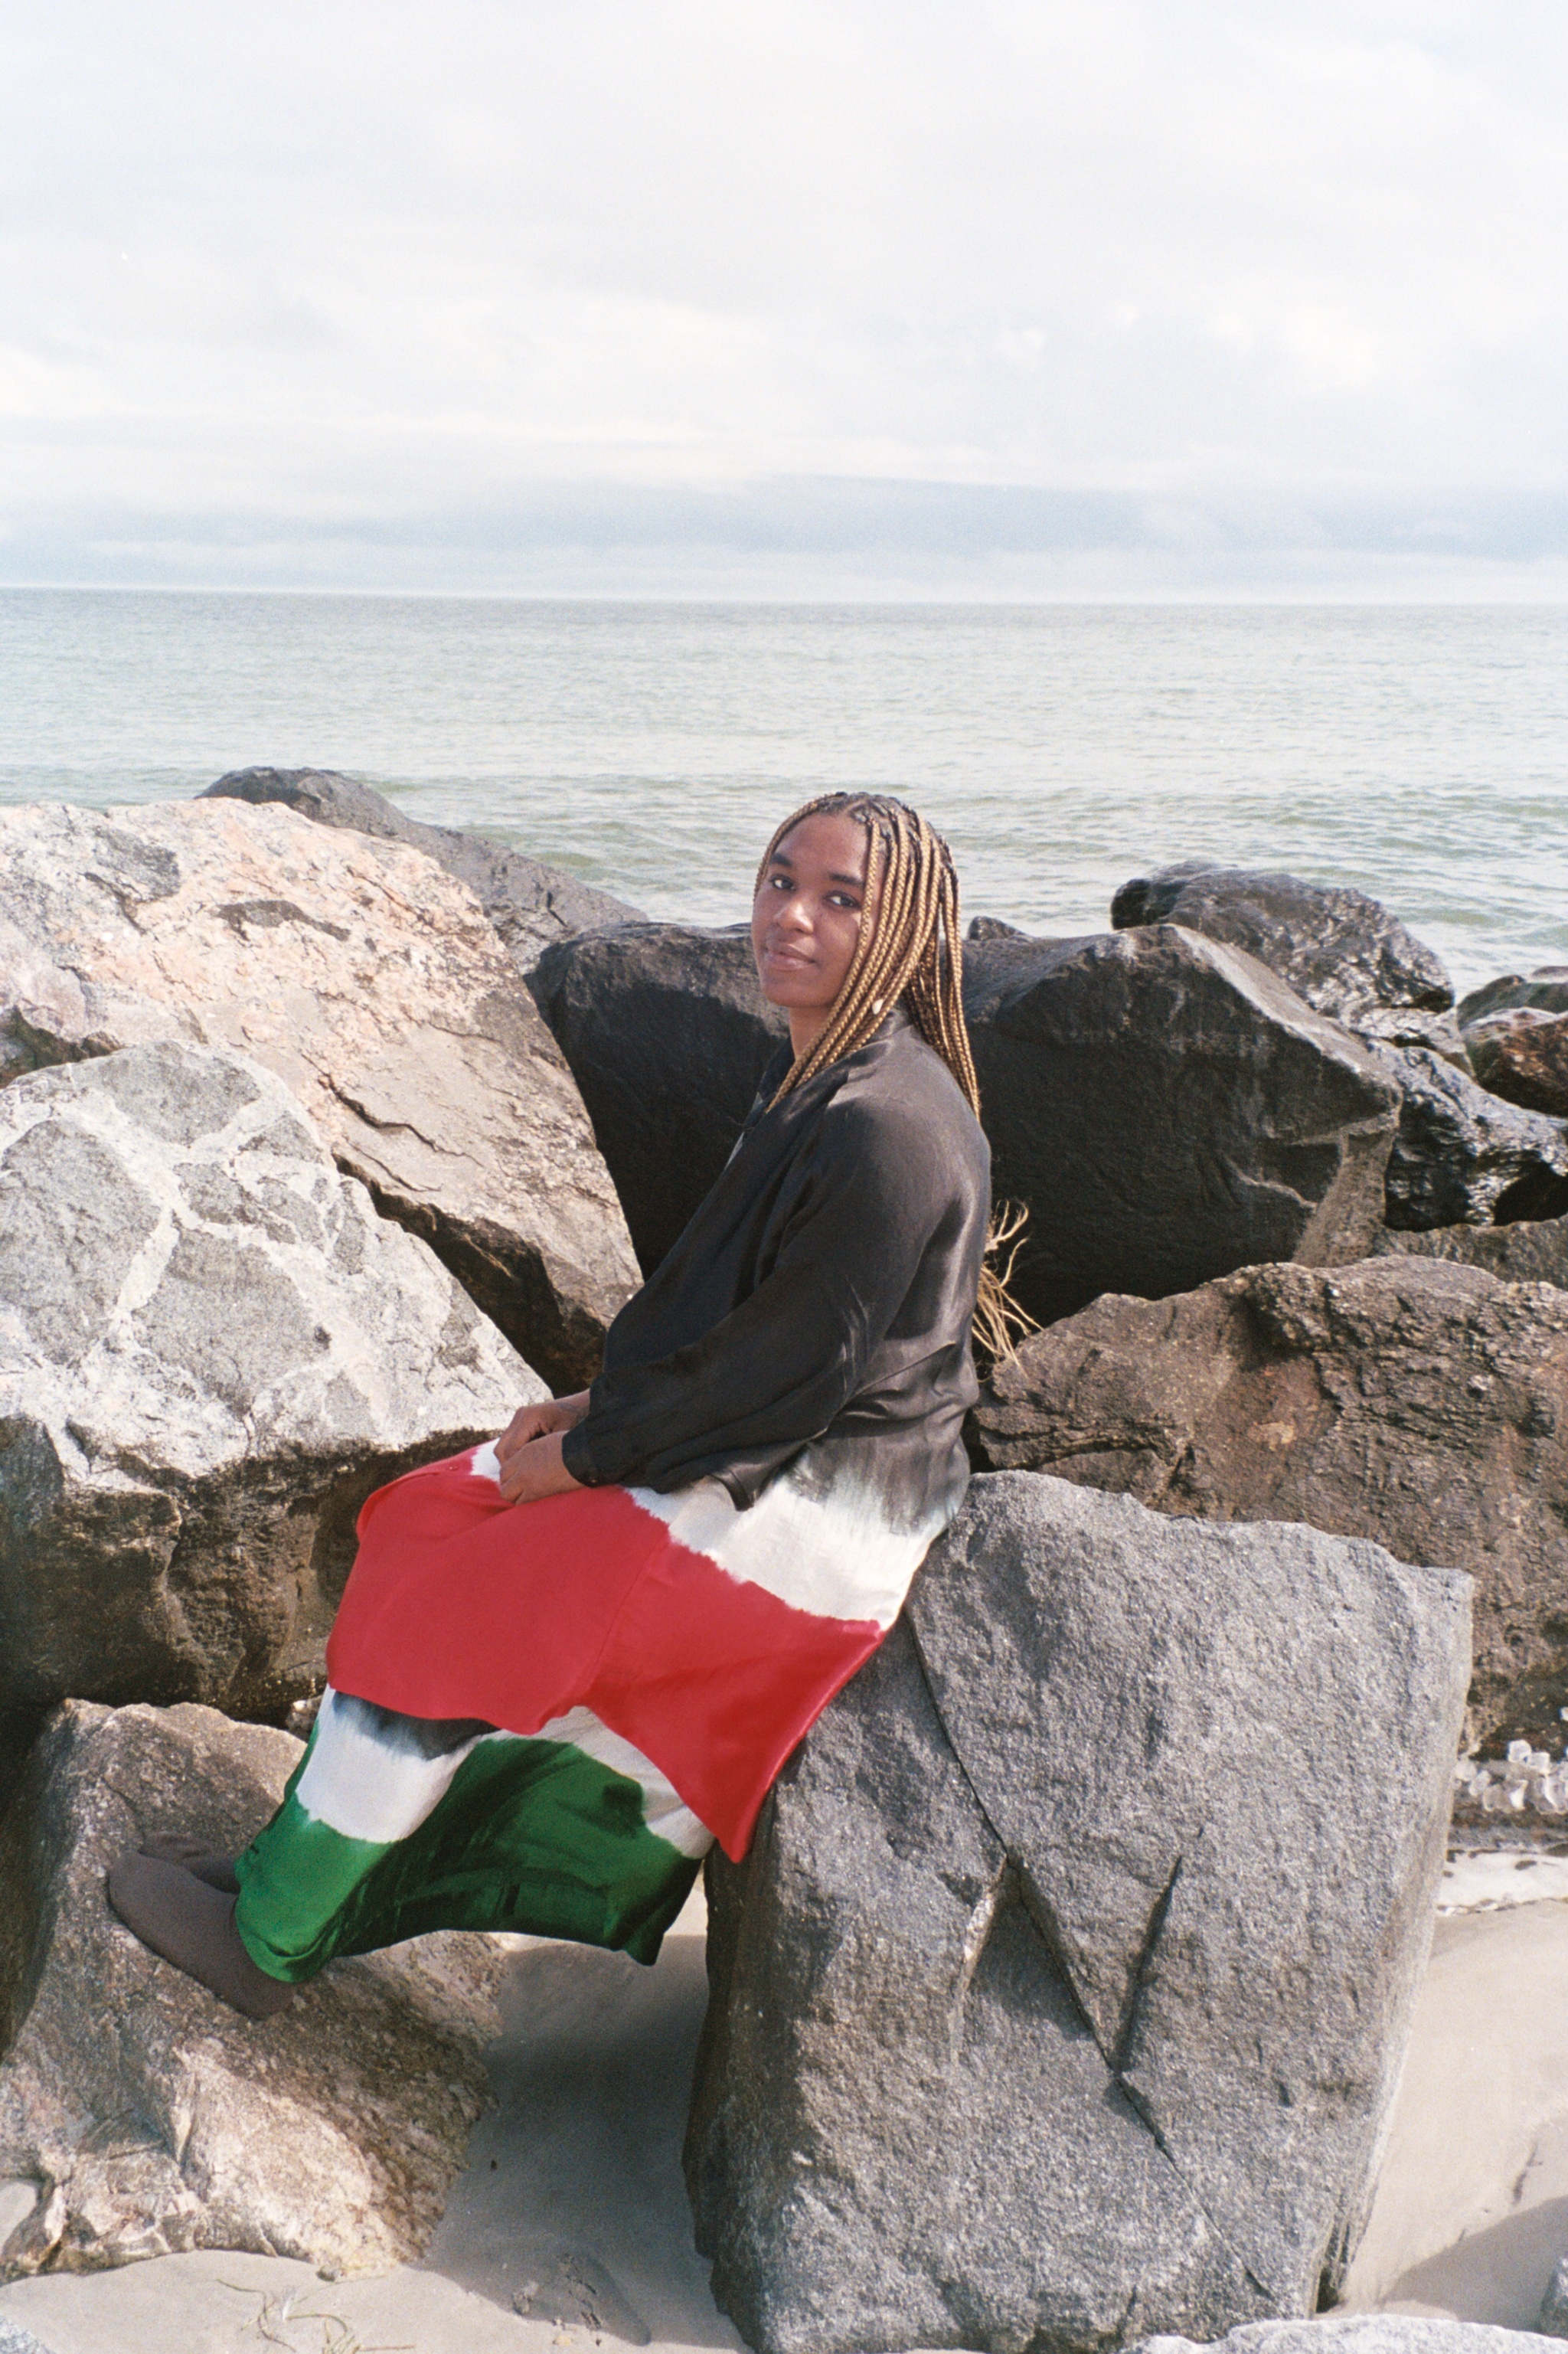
[325,1451,881,1859]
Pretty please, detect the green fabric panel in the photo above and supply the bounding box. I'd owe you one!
[234,1728,701,1983]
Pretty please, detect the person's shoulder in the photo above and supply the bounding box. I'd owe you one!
[822,1030,989,1192]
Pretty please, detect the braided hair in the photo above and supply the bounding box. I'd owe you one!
[754,792,1035,1363]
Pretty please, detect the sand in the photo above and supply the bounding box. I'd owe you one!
[4,1877,1568,2354]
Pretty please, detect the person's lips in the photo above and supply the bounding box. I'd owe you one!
[761,939,815,969]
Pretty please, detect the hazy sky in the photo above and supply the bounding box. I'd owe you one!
[4,1,1567,595]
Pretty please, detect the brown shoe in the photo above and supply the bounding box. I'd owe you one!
[139,1835,241,1894]
[106,1851,298,2019]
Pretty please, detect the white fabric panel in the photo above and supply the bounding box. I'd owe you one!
[630,1467,933,1629]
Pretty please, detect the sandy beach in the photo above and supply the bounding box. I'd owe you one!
[2,1859,1566,2354]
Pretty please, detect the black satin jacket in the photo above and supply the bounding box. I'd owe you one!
[560,1007,990,1532]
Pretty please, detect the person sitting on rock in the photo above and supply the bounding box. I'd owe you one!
[108,793,1027,2018]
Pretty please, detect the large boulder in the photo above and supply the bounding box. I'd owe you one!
[0,799,639,1388]
[1109,862,1455,1045]
[0,1699,506,2280]
[1374,1208,1568,1287]
[1463,1009,1568,1118]
[531,924,786,1274]
[686,1473,1468,2354]
[962,927,1400,1326]
[201,766,640,969]
[969,1256,1566,1751]
[0,1041,537,1762]
[1378,1046,1568,1229]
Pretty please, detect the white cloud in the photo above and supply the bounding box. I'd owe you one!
[2,0,1566,587]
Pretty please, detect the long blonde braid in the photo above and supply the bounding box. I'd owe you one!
[755,792,1036,1363]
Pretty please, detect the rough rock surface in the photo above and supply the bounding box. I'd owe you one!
[1137,2323,1566,2354]
[1540,2251,1568,2337]
[1378,1046,1568,1229]
[687,1473,1468,2354]
[1109,862,1455,1041]
[531,924,786,1274]
[0,1700,506,2281]
[970,1256,1566,1750]
[0,1041,537,1758]
[202,766,640,968]
[1372,1209,1568,1287]
[1464,1009,1568,1117]
[962,926,1400,1325]
[0,798,639,1387]
[1456,968,1568,1028]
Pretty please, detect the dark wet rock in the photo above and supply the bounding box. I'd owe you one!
[0,798,639,1388]
[962,926,1400,1326]
[687,1472,1468,2354]
[1463,1009,1568,1118]
[0,1042,534,1765]
[0,1700,507,2280]
[531,924,787,1275]
[969,1255,1566,1751]
[1379,1046,1568,1229]
[965,914,1029,942]
[1455,969,1568,1028]
[201,767,640,968]
[1372,1211,1568,1288]
[1109,862,1454,1041]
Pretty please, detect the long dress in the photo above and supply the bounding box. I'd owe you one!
[232,1007,990,1983]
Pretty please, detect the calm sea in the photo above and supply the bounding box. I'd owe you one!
[2,590,1564,995]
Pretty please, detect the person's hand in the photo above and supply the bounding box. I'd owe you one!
[495,1391,590,1466]
[497,1430,583,1506]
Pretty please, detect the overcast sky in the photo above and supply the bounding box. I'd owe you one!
[4,0,1567,596]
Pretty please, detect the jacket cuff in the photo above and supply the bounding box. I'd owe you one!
[560,1420,604,1487]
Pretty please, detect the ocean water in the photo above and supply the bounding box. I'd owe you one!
[2,590,1565,995]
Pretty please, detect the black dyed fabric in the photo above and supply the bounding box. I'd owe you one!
[561,1007,990,1531]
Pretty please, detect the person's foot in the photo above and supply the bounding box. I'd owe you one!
[106,1852,298,2019]
[139,1835,240,1894]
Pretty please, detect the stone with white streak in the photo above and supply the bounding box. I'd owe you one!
[0,1041,540,1757]
[0,799,639,1388]
[0,1699,507,2282]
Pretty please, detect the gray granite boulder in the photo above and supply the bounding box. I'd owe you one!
[531,923,786,1275]
[0,1699,508,2280]
[1109,862,1455,1046]
[1137,2322,1567,2354]
[969,1255,1568,1753]
[0,1041,537,1766]
[1378,1046,1568,1229]
[686,1473,1468,2354]
[0,797,639,1387]
[1540,2251,1568,2336]
[962,926,1400,1326]
[201,766,640,969]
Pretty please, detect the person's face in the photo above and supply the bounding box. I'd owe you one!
[752,812,871,1016]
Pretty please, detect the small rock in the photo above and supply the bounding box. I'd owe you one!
[1464,1009,1568,1118]
[0,2319,56,2354]
[1540,2251,1568,2337]
[1109,862,1454,1032]
[1372,1211,1568,1288]
[1379,1046,1568,1228]
[1456,968,1568,1028]
[201,767,640,970]
[0,1041,537,1759]
[1135,2319,1568,2354]
[0,1698,508,2281]
[0,797,639,1386]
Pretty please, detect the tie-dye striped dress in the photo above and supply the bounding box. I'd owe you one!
[234,1011,989,1983]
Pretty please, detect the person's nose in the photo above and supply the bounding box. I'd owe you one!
[772,888,814,935]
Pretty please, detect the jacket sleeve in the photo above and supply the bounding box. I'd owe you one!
[560,1107,952,1499]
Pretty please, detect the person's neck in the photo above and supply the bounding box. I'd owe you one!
[787,1007,831,1059]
